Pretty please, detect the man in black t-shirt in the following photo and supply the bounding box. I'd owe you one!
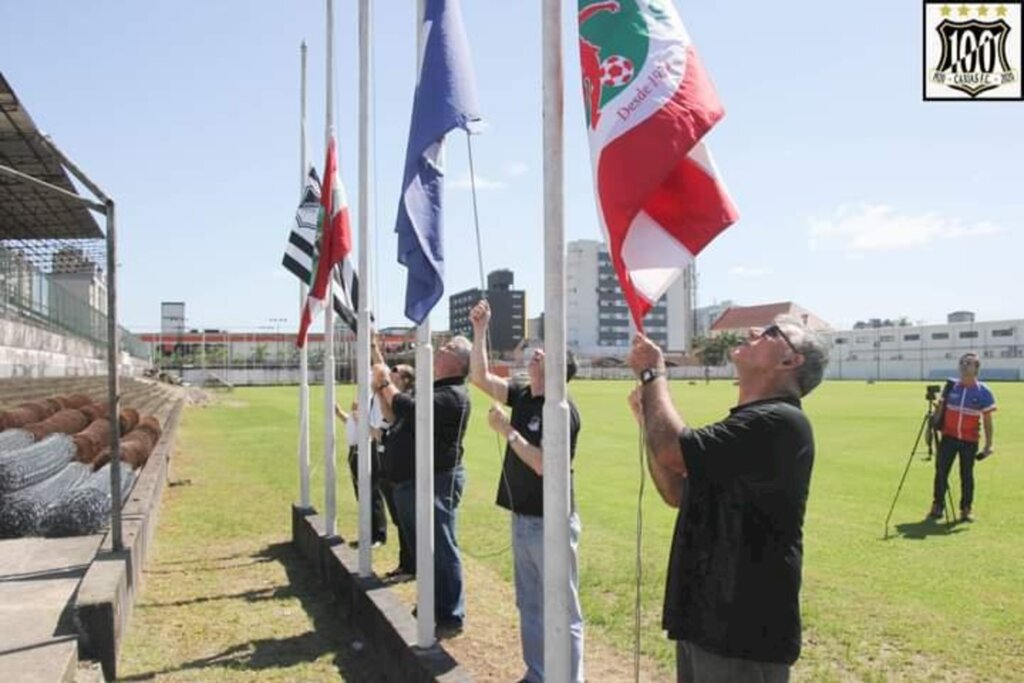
[468,300,585,683]
[373,336,472,637]
[628,316,829,682]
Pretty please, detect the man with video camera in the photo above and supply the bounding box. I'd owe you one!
[930,352,996,523]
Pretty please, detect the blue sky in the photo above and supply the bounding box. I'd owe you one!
[2,1,1021,334]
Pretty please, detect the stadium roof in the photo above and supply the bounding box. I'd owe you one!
[0,72,102,241]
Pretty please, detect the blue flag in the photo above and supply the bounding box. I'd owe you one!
[396,0,482,324]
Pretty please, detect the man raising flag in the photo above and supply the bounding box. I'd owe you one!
[393,0,482,647]
[297,133,353,345]
[577,0,738,330]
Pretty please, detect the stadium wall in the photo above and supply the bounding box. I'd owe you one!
[0,318,147,379]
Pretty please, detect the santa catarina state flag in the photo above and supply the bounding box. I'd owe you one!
[577,0,738,330]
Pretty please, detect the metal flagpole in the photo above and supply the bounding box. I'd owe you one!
[356,0,373,577]
[298,40,312,510]
[323,0,339,539]
[541,0,572,678]
[414,0,436,648]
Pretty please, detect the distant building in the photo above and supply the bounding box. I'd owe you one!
[449,269,526,353]
[948,310,975,324]
[695,300,734,338]
[566,239,690,356]
[825,317,1023,381]
[710,301,832,337]
[158,302,186,356]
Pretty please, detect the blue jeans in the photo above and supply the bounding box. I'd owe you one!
[513,511,584,683]
[391,465,466,624]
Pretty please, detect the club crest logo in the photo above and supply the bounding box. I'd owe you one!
[924,2,1023,100]
[579,0,648,129]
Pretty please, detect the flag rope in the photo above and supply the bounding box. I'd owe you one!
[463,141,517,559]
[634,400,647,682]
[371,21,382,319]
[466,133,487,293]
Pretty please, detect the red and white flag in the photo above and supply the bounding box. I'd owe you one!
[297,132,353,347]
[577,0,738,330]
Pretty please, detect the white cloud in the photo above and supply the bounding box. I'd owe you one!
[728,265,774,278]
[808,203,1004,252]
[448,173,507,191]
[505,161,529,178]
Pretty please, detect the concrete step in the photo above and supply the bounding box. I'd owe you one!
[72,661,105,683]
[0,637,78,683]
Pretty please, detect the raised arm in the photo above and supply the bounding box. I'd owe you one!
[627,335,688,507]
[370,332,385,366]
[468,299,509,404]
[629,386,686,507]
[372,363,399,423]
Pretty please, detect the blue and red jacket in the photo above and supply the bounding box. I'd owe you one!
[940,379,996,443]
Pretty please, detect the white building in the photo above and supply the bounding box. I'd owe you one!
[825,318,1023,381]
[566,239,691,356]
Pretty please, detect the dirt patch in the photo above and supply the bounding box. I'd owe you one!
[388,552,672,681]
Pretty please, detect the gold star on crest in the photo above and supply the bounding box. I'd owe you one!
[940,4,953,15]
[978,4,989,15]
[996,4,1008,16]
[958,4,971,16]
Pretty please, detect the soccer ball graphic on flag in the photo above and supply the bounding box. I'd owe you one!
[599,55,634,87]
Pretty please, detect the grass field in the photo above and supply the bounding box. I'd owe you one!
[123,380,1024,681]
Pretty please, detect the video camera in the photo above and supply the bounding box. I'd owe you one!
[925,384,942,401]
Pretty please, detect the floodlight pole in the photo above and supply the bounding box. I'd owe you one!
[0,136,125,553]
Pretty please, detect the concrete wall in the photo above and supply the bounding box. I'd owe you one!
[0,318,147,379]
[177,366,330,386]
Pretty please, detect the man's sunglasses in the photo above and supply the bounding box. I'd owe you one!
[761,324,800,356]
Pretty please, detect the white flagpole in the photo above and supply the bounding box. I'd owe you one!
[356,0,373,577]
[298,40,312,510]
[414,0,436,649]
[323,0,339,539]
[542,0,572,679]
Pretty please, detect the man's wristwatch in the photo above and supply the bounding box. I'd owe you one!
[506,430,521,445]
[639,368,665,385]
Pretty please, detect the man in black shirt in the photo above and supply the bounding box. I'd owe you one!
[468,300,584,683]
[373,336,472,636]
[376,364,416,578]
[628,316,828,682]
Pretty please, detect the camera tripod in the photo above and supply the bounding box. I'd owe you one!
[884,399,956,539]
